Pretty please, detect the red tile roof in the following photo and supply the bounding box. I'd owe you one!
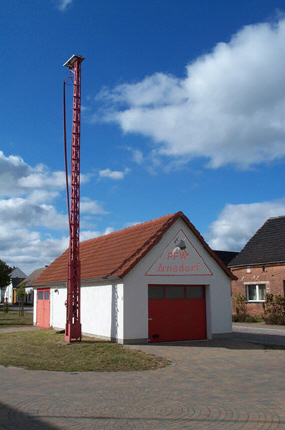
[33,211,234,286]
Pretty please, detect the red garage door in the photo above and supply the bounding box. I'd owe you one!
[148,285,206,342]
[36,288,50,329]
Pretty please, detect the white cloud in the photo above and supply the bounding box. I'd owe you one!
[124,221,141,228]
[28,190,60,204]
[99,73,185,108]
[20,170,66,189]
[53,0,73,11]
[80,227,114,242]
[125,147,144,164]
[0,151,108,274]
[97,17,285,169]
[0,198,67,230]
[0,151,32,196]
[0,222,70,273]
[81,197,107,215]
[0,152,74,196]
[206,199,285,251]
[103,227,115,235]
[99,167,130,180]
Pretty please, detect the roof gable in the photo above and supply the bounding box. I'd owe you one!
[11,267,27,279]
[33,211,234,286]
[229,216,285,267]
[213,251,239,266]
[22,268,45,286]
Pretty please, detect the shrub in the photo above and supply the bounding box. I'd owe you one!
[233,292,247,316]
[264,314,285,325]
[232,313,245,322]
[232,314,262,323]
[17,283,27,316]
[263,294,285,325]
[244,315,261,323]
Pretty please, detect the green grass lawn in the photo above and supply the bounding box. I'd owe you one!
[0,310,33,328]
[0,328,170,372]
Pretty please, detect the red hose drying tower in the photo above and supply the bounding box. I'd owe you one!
[63,55,84,343]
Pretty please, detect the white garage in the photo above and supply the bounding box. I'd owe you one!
[33,211,234,344]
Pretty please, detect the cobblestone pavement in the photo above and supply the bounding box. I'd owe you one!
[0,327,285,429]
[233,323,285,346]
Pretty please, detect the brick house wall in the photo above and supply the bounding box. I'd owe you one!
[231,263,285,316]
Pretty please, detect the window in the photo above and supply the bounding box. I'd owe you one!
[148,285,206,300]
[149,286,164,299]
[38,291,43,300]
[246,284,266,302]
[45,291,50,300]
[165,286,184,299]
[186,286,204,299]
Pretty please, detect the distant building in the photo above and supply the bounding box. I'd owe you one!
[1,267,27,304]
[229,216,285,316]
[213,251,239,267]
[14,267,46,305]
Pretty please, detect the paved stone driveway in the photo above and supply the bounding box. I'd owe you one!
[232,322,285,346]
[0,326,285,429]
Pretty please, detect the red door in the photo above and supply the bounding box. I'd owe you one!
[148,285,206,342]
[36,289,50,328]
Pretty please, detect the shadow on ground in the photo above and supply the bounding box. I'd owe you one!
[147,336,285,350]
[0,401,59,430]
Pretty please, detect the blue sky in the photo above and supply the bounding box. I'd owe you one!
[1,0,285,275]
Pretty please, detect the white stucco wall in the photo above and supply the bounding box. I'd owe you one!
[25,287,34,304]
[46,282,124,342]
[33,289,37,325]
[81,283,124,341]
[50,287,66,329]
[3,283,13,304]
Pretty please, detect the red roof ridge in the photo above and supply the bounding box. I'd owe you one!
[77,212,180,246]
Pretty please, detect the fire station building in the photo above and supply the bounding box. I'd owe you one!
[33,212,234,344]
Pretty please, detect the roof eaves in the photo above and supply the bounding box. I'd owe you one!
[33,281,67,288]
[33,276,123,288]
[83,276,122,284]
[229,259,285,269]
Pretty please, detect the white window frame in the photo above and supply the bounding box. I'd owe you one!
[246,284,266,302]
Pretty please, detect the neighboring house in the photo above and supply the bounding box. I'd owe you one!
[33,211,235,344]
[213,251,239,267]
[14,267,46,305]
[229,216,285,316]
[2,267,27,304]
